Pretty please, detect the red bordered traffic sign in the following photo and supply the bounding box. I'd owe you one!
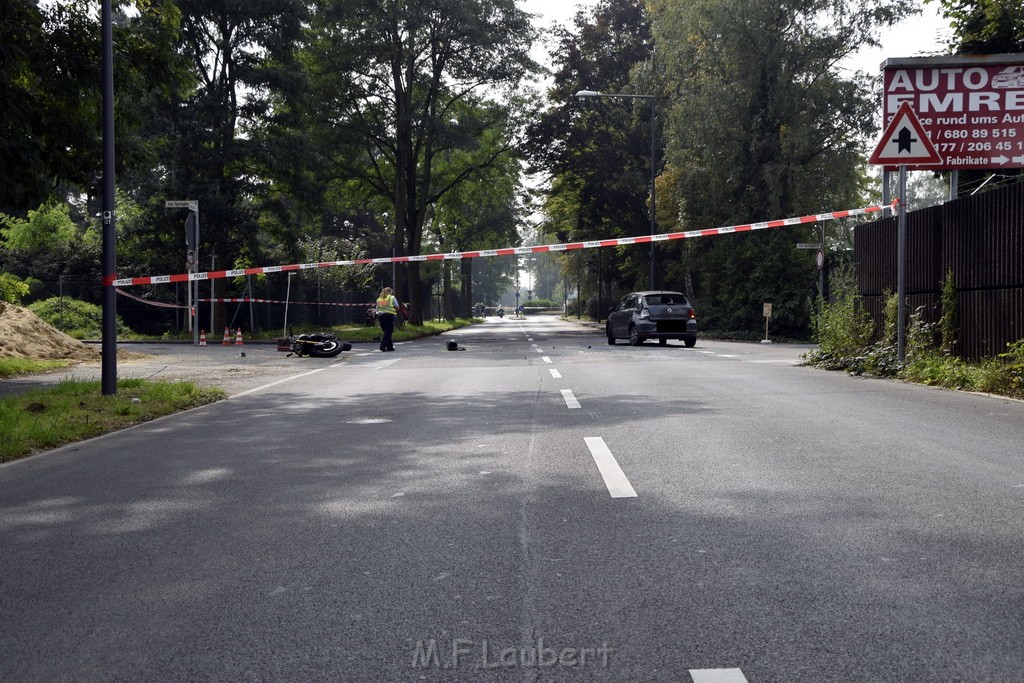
[868,102,942,166]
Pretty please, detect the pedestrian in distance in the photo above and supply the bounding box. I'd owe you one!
[376,287,399,352]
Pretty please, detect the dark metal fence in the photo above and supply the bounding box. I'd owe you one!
[855,180,1024,359]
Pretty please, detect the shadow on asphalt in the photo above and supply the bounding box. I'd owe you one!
[0,385,1016,682]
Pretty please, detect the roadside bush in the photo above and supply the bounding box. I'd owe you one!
[939,269,958,355]
[801,263,1024,400]
[585,295,617,322]
[28,297,131,338]
[805,270,873,370]
[902,351,979,389]
[854,292,900,376]
[975,340,1024,399]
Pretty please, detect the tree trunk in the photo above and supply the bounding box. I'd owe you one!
[461,259,473,317]
[408,262,424,325]
[443,261,455,320]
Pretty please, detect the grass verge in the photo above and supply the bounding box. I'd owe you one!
[339,317,482,342]
[238,317,482,343]
[0,358,72,378]
[0,379,225,463]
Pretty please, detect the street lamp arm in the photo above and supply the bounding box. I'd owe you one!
[574,90,656,100]
[573,86,660,290]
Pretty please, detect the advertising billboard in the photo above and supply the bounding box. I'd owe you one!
[881,54,1024,170]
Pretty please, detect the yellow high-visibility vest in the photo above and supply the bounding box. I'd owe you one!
[376,296,397,315]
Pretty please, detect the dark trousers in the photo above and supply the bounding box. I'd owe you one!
[378,313,396,351]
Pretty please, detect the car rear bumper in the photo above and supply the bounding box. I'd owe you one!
[636,320,697,337]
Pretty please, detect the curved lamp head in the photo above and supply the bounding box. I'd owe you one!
[574,90,602,98]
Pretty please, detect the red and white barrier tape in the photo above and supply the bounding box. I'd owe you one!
[112,204,892,287]
[115,287,189,309]
[117,288,372,307]
[197,298,373,307]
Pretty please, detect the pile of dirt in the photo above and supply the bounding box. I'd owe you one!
[0,302,99,361]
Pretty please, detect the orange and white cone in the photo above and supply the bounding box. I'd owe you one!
[234,327,244,345]
[199,330,207,347]
[221,327,232,345]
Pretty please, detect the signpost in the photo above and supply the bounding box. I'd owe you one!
[165,200,200,345]
[869,103,942,362]
[762,302,772,344]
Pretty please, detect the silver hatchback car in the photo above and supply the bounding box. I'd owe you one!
[606,290,697,347]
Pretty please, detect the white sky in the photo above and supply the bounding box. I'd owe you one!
[518,0,952,78]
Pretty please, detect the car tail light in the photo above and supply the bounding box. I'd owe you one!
[689,309,696,319]
[639,308,650,319]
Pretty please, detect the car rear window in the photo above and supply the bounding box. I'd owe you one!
[644,295,687,306]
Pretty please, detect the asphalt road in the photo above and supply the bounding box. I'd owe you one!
[1,317,1022,682]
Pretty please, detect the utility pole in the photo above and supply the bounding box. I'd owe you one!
[100,0,117,394]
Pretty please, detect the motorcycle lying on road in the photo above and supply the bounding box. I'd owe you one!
[278,332,352,358]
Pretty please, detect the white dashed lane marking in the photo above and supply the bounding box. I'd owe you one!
[560,389,581,409]
[549,369,562,378]
[689,669,748,683]
[583,437,637,498]
[542,356,552,364]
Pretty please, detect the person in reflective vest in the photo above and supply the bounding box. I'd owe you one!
[376,287,399,352]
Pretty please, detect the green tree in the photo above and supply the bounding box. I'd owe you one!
[0,0,185,213]
[0,199,101,304]
[0,273,31,304]
[301,0,537,324]
[126,0,307,260]
[930,0,1023,53]
[524,0,655,294]
[429,153,522,317]
[650,0,915,336]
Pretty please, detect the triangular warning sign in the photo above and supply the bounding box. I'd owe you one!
[869,102,942,166]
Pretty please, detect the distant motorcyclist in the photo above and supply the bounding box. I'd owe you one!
[497,307,504,318]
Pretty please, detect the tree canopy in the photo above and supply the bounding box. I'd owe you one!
[10,0,1020,340]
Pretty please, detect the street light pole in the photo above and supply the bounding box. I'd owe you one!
[574,90,658,290]
[648,96,657,290]
[101,0,117,395]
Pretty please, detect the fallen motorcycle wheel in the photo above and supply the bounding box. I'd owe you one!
[312,340,344,358]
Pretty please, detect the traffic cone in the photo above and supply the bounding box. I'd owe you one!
[199,330,207,347]
[221,327,232,345]
[234,327,244,345]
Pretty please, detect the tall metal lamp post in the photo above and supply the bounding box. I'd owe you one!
[101,0,117,395]
[574,90,658,291]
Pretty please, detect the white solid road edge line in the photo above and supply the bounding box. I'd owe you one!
[689,668,749,683]
[229,367,327,399]
[583,437,637,498]
[560,389,581,409]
